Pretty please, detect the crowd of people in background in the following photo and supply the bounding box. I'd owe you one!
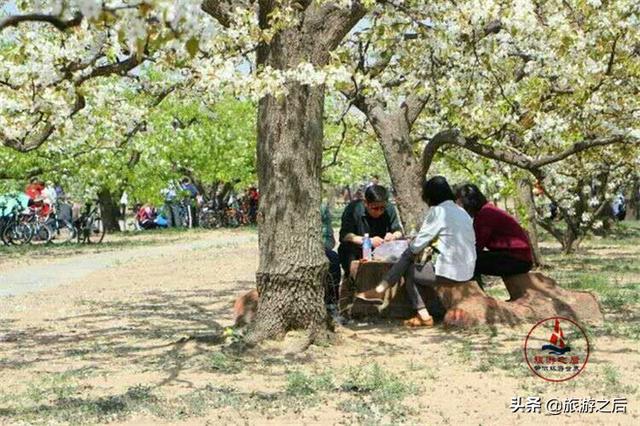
[0,178,71,222]
[126,178,260,231]
[0,176,261,240]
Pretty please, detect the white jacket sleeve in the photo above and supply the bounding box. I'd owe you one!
[409,207,443,254]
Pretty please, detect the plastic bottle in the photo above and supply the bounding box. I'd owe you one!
[362,233,372,261]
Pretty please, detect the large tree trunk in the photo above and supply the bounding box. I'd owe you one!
[97,187,121,233]
[374,122,424,233]
[516,179,544,267]
[242,2,366,345]
[355,100,426,233]
[250,84,329,343]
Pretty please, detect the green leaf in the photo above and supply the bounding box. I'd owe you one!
[186,37,199,58]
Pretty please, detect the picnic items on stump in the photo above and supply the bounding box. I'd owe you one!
[341,260,604,327]
[371,239,408,261]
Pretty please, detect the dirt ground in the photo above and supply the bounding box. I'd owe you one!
[1,228,638,425]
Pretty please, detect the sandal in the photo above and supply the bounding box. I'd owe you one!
[404,315,434,327]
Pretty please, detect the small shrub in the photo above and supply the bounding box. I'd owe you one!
[285,370,334,397]
[341,363,415,404]
[339,363,417,421]
[209,352,243,374]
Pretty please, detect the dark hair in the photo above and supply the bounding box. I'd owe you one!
[364,185,388,203]
[422,176,455,207]
[455,183,488,216]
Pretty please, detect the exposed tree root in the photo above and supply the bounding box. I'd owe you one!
[344,261,604,327]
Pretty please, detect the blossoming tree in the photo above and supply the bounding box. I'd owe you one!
[2,0,636,336]
[334,0,639,233]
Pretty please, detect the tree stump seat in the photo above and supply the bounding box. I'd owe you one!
[340,260,604,327]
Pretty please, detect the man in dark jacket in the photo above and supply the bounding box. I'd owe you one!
[338,185,403,274]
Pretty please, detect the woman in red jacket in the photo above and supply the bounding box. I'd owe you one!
[455,184,533,283]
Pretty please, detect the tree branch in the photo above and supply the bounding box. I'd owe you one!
[421,129,532,176]
[401,92,429,128]
[0,12,82,32]
[530,136,634,168]
[605,32,623,76]
[537,218,565,247]
[421,129,638,176]
[1,124,55,153]
[201,0,241,28]
[75,53,143,86]
[306,1,368,55]
[118,122,147,149]
[322,116,348,171]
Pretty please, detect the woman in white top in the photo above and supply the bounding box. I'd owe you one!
[375,176,476,327]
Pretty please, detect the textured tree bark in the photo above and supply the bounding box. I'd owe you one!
[97,187,121,233]
[239,2,366,345]
[516,179,544,267]
[353,100,426,233]
[371,116,424,233]
[248,83,329,344]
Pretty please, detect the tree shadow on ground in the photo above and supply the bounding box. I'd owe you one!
[0,281,257,389]
[339,317,507,358]
[338,305,636,365]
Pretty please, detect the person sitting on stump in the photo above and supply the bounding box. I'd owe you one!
[455,183,533,287]
[364,176,477,327]
[338,184,403,275]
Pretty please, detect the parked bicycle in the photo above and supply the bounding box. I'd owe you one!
[198,201,224,229]
[45,204,76,245]
[1,204,32,246]
[175,198,193,228]
[23,207,52,245]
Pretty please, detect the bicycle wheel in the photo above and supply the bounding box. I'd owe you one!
[30,224,52,245]
[50,219,76,244]
[176,204,189,228]
[0,221,9,245]
[3,222,32,246]
[86,216,106,243]
[0,219,8,245]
